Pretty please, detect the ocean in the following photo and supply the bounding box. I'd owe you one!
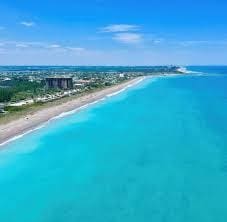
[0,66,227,221]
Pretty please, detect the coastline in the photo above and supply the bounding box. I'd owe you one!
[0,77,146,147]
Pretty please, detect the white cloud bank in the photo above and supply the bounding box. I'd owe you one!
[0,40,86,53]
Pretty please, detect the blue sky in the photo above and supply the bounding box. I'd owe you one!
[0,0,227,65]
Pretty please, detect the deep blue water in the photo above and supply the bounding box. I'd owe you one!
[0,67,227,221]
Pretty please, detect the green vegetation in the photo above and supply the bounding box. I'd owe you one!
[0,79,45,103]
[0,66,184,124]
[0,87,106,124]
[0,88,13,102]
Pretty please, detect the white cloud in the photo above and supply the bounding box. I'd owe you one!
[48,44,61,48]
[179,40,210,47]
[173,40,227,47]
[48,45,86,53]
[152,39,164,44]
[0,41,45,48]
[101,24,139,33]
[16,43,29,48]
[100,24,144,45]
[20,21,36,27]
[67,47,85,52]
[113,33,143,44]
[0,40,86,54]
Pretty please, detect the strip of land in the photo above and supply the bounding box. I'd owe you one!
[0,77,145,146]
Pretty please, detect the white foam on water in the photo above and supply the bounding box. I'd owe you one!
[0,77,146,147]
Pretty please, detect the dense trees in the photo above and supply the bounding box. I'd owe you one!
[0,88,13,102]
[0,80,44,103]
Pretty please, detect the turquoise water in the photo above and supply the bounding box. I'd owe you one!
[1,67,227,221]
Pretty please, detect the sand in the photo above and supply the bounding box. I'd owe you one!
[0,77,145,146]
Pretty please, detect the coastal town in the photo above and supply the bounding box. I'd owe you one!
[0,66,184,115]
[0,0,226,220]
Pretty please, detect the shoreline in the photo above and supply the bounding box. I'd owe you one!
[0,77,146,147]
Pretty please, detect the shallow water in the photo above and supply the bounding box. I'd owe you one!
[0,67,227,222]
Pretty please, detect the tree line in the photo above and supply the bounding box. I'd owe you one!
[0,80,44,103]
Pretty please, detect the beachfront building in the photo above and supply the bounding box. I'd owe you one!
[45,77,73,89]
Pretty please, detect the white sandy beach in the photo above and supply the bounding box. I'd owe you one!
[0,77,145,146]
